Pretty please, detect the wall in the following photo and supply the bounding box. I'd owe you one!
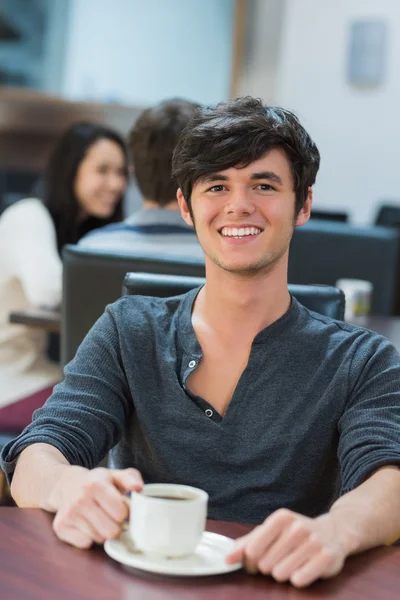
[275,0,400,225]
[0,0,46,87]
[0,0,69,91]
[238,0,286,103]
[61,0,234,107]
[41,0,70,93]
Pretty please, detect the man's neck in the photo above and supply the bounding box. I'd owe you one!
[142,199,179,211]
[194,260,291,342]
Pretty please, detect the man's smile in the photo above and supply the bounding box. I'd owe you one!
[218,225,264,240]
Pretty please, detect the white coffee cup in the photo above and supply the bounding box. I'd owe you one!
[129,483,208,558]
[336,278,373,320]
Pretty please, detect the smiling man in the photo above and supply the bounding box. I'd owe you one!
[2,97,400,588]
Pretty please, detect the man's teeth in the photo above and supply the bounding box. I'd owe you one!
[221,226,262,237]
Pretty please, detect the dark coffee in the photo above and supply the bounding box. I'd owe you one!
[153,496,190,500]
[148,494,195,501]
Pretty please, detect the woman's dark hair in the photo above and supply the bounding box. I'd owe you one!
[42,121,128,252]
[172,96,320,216]
[128,98,200,207]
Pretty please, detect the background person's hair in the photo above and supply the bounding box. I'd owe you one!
[129,98,200,207]
[43,121,128,252]
[172,96,320,216]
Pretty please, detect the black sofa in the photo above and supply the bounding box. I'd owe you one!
[288,220,400,316]
[62,245,205,366]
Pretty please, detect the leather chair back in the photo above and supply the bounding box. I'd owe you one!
[62,245,205,365]
[123,272,345,320]
[310,210,348,222]
[375,204,400,229]
[288,220,400,315]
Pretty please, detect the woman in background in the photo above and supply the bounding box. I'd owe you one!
[0,121,128,431]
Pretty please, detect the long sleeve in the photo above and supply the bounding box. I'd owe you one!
[0,305,133,481]
[1,199,62,307]
[338,333,400,493]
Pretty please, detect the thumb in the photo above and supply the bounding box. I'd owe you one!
[225,533,250,564]
[110,468,144,493]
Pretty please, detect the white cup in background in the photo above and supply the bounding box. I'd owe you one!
[336,278,373,321]
[129,483,208,558]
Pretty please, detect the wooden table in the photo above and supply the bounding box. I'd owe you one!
[1,508,400,599]
[8,308,61,333]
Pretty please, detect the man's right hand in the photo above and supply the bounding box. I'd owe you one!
[49,465,143,549]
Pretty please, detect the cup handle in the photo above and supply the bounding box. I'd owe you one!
[120,495,142,554]
[121,494,130,531]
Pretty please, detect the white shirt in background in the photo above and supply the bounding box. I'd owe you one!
[0,199,61,407]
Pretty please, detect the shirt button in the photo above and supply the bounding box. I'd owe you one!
[188,360,196,368]
[205,409,213,417]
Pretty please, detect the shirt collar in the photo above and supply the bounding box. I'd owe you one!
[176,288,301,354]
[176,286,204,358]
[251,295,300,343]
[125,208,194,230]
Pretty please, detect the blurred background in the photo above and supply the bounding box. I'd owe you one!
[0,0,399,223]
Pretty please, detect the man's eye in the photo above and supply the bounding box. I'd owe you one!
[257,184,274,191]
[208,185,225,192]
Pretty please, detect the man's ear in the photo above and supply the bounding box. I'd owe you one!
[177,188,194,227]
[295,187,312,227]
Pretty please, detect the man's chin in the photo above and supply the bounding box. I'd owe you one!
[214,260,273,277]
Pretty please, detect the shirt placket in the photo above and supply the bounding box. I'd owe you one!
[181,354,221,422]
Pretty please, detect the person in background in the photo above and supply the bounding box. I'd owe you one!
[79,98,204,260]
[0,122,128,432]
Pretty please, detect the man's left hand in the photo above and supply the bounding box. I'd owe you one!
[226,508,350,588]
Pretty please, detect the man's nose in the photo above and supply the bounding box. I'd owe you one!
[224,192,255,215]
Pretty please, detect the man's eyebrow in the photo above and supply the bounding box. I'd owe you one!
[250,171,283,185]
[199,173,229,184]
[198,171,284,185]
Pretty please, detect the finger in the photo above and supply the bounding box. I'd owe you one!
[54,514,101,546]
[241,511,292,572]
[257,521,311,575]
[83,499,122,541]
[111,468,144,493]
[227,519,281,565]
[243,555,260,575]
[269,537,321,582]
[227,527,277,569]
[290,550,339,588]
[225,532,253,564]
[93,483,129,524]
[56,524,94,549]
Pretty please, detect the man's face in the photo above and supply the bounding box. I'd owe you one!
[177,149,312,277]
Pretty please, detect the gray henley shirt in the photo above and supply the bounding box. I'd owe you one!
[2,289,400,524]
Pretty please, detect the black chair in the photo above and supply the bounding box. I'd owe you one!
[62,245,205,366]
[288,220,400,316]
[310,209,349,223]
[375,204,400,228]
[123,272,345,320]
[0,431,20,504]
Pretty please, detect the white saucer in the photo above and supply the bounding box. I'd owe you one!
[104,530,242,576]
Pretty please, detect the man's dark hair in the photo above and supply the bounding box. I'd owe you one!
[172,96,320,215]
[129,98,200,207]
[43,121,128,252]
